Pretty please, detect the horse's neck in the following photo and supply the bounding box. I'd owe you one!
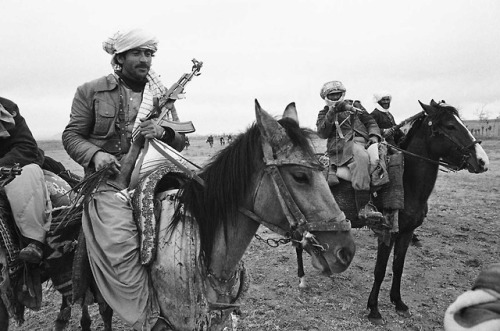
[403,132,440,204]
[208,213,260,279]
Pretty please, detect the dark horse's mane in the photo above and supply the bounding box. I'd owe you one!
[399,102,460,150]
[172,117,317,265]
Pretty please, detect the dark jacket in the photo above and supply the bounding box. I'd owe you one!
[63,74,185,172]
[0,97,44,167]
[371,108,404,146]
[317,100,381,166]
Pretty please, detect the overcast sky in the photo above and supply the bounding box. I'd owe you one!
[2,0,499,139]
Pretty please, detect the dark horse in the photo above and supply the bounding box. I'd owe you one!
[0,159,112,331]
[330,100,489,324]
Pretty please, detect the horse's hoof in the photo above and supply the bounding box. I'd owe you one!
[367,311,385,325]
[298,277,308,288]
[396,309,411,318]
[367,315,385,326]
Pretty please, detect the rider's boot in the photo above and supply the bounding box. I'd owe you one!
[18,240,44,264]
[355,190,384,223]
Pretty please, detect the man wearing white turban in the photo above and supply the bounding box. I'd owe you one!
[371,92,403,146]
[63,28,185,330]
[370,92,422,246]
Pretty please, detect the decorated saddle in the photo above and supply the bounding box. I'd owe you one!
[132,164,190,266]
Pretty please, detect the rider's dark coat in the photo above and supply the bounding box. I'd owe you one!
[316,99,381,166]
[0,97,44,167]
[370,108,404,146]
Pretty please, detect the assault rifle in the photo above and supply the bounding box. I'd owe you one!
[156,58,203,133]
[109,59,203,190]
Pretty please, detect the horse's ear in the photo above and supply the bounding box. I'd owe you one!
[430,99,440,107]
[255,99,288,146]
[418,100,436,115]
[283,102,299,125]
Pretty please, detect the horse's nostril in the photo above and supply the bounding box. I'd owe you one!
[336,248,352,266]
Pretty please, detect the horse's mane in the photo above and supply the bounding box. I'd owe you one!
[172,117,316,265]
[399,103,460,150]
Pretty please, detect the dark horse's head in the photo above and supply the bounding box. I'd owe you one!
[412,100,489,173]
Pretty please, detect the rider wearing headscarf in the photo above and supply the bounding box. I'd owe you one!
[316,81,384,222]
[63,28,183,330]
[371,92,404,146]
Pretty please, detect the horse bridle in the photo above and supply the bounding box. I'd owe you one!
[239,139,351,252]
[386,112,481,172]
[429,119,481,171]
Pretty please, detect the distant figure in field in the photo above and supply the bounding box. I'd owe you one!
[220,136,225,146]
[185,136,190,150]
[206,135,213,148]
[227,135,232,144]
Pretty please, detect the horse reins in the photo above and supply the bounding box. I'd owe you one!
[383,112,481,172]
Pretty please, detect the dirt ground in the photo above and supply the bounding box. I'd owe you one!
[11,137,499,331]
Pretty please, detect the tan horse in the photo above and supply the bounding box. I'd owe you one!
[145,100,356,330]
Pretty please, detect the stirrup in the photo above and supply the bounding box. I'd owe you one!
[18,242,43,264]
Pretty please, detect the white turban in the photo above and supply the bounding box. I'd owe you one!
[102,28,158,68]
[374,92,392,103]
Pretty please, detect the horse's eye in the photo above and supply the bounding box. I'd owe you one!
[292,172,309,184]
[445,124,456,130]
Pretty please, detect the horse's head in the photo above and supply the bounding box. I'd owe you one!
[418,100,489,173]
[251,100,355,274]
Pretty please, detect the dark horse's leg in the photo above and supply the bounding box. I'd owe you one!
[390,229,414,317]
[295,246,307,288]
[0,300,8,331]
[99,301,113,331]
[54,295,72,331]
[80,304,91,331]
[367,235,395,324]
